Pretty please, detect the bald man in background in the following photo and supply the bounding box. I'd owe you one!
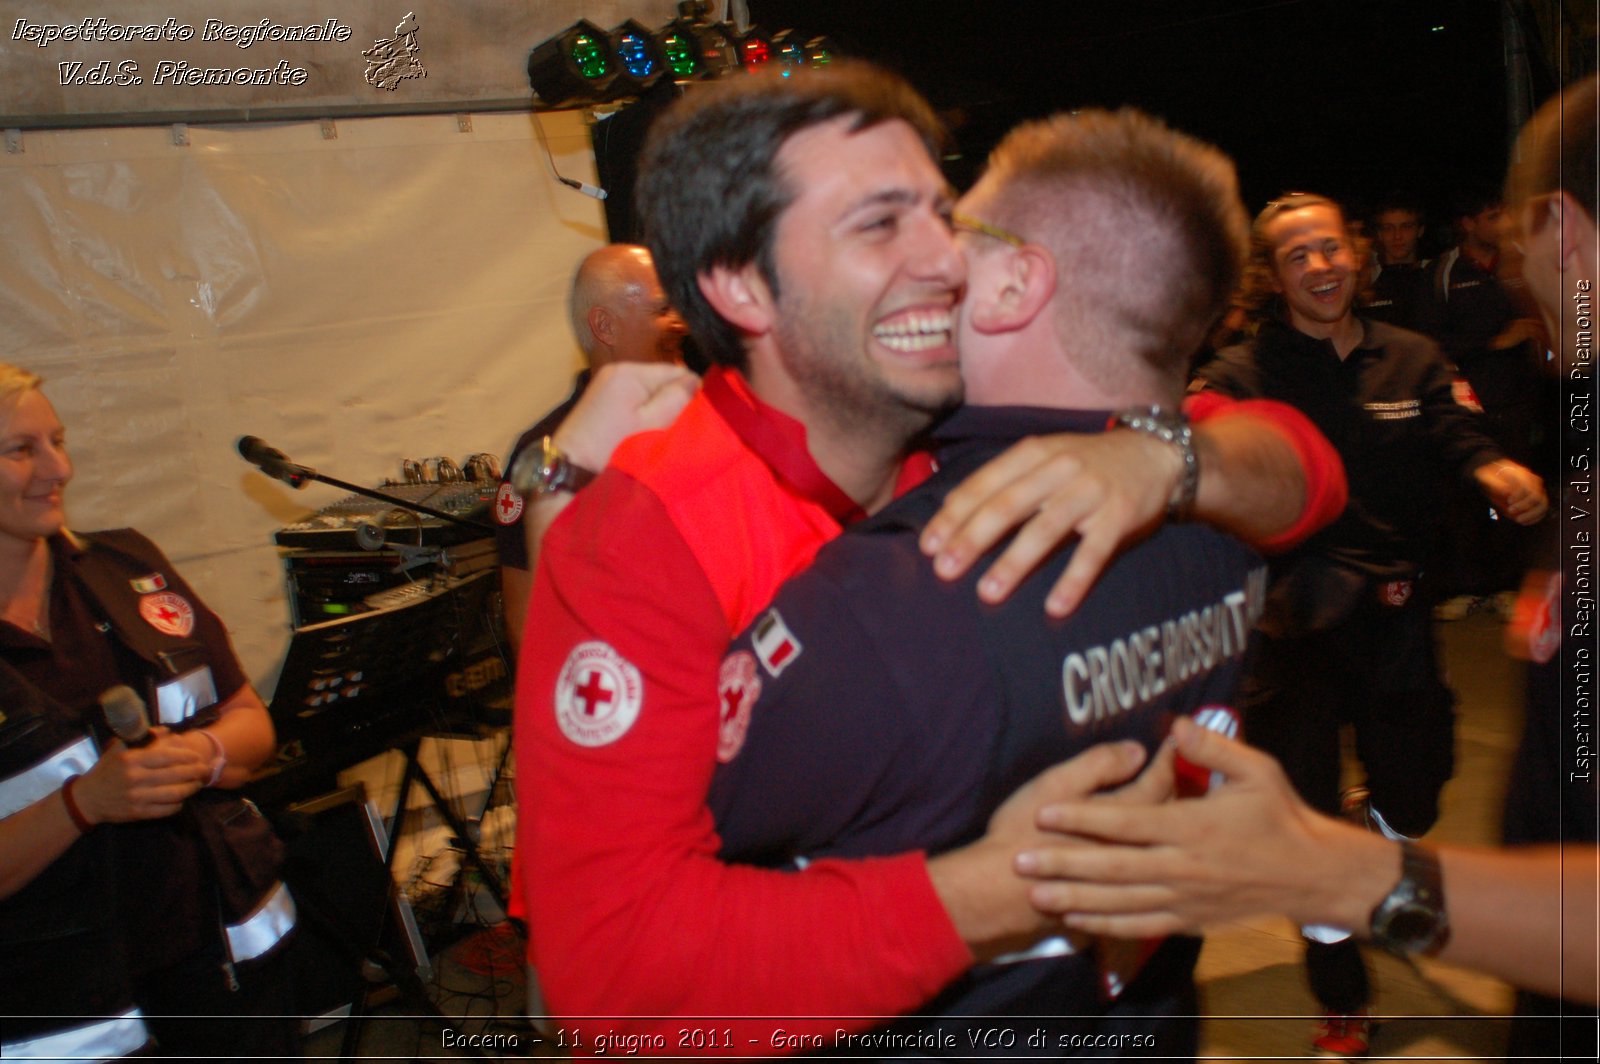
[495,244,688,648]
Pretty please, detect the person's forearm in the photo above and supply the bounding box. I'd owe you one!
[1190,414,1304,543]
[501,565,532,650]
[188,687,276,788]
[1434,844,1592,1003]
[520,493,574,577]
[1187,398,1345,550]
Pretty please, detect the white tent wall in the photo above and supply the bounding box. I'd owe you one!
[0,107,608,687]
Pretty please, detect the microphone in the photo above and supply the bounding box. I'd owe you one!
[100,685,153,748]
[236,436,315,488]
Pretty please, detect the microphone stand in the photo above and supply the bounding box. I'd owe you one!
[277,469,495,536]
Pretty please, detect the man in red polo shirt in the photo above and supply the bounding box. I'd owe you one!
[515,64,1341,1048]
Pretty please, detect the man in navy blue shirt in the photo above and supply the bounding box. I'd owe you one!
[709,108,1267,1057]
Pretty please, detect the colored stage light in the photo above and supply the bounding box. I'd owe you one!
[608,19,666,96]
[737,27,774,70]
[528,19,617,105]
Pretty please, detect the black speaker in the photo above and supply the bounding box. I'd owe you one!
[272,785,431,1020]
[591,79,682,243]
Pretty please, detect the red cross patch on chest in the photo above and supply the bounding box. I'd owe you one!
[139,591,195,637]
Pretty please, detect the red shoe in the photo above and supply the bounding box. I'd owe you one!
[1312,1010,1371,1058]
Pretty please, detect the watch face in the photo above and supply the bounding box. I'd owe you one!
[1382,904,1438,947]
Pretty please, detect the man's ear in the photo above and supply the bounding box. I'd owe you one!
[698,262,774,338]
[1552,190,1586,269]
[587,305,615,347]
[966,245,1057,334]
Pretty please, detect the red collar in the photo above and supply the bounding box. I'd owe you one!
[701,367,867,525]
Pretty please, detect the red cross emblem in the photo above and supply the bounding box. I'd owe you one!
[555,641,642,746]
[139,591,195,637]
[495,482,524,525]
[716,651,761,763]
[574,670,615,716]
[1380,580,1413,607]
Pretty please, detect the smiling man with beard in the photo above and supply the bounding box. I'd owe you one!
[513,63,1343,1051]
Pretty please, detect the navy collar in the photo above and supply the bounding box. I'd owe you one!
[932,406,1114,463]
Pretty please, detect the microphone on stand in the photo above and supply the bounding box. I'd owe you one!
[237,436,316,488]
[99,685,154,748]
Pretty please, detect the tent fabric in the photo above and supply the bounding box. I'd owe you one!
[0,109,607,686]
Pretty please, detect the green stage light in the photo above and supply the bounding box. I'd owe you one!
[528,19,617,106]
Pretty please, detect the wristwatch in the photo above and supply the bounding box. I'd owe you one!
[1112,406,1198,520]
[1368,841,1451,956]
[509,435,598,500]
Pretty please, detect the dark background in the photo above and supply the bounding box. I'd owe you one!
[745,0,1588,252]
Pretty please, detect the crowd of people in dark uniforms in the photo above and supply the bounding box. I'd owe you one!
[1203,186,1561,620]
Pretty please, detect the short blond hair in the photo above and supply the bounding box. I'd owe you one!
[0,363,42,405]
[978,109,1248,384]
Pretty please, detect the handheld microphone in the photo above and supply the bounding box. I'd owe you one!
[100,685,154,748]
[236,436,315,488]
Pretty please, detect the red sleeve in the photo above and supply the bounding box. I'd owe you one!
[1184,392,1348,553]
[516,473,970,1052]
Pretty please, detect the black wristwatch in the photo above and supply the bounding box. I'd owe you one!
[1368,841,1451,956]
[509,435,598,500]
[1113,406,1198,520]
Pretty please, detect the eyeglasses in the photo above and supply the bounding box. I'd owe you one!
[951,212,1025,248]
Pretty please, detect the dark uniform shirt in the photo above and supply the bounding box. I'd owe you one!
[709,405,1265,1052]
[0,530,254,1043]
[1418,247,1519,362]
[1416,246,1549,469]
[0,532,251,975]
[1362,261,1430,332]
[494,369,590,570]
[1198,318,1502,591]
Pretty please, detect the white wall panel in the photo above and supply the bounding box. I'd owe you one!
[0,108,607,688]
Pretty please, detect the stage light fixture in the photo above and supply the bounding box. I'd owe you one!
[771,29,809,71]
[736,27,774,70]
[530,6,844,106]
[804,35,838,67]
[527,19,617,105]
[693,21,741,79]
[608,19,666,96]
[657,23,703,79]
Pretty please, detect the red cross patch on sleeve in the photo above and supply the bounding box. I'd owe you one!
[495,482,524,525]
[554,641,643,747]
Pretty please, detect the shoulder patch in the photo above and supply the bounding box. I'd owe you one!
[495,482,524,525]
[752,609,802,678]
[555,641,643,747]
[139,591,195,637]
[716,650,761,763]
[129,572,167,594]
